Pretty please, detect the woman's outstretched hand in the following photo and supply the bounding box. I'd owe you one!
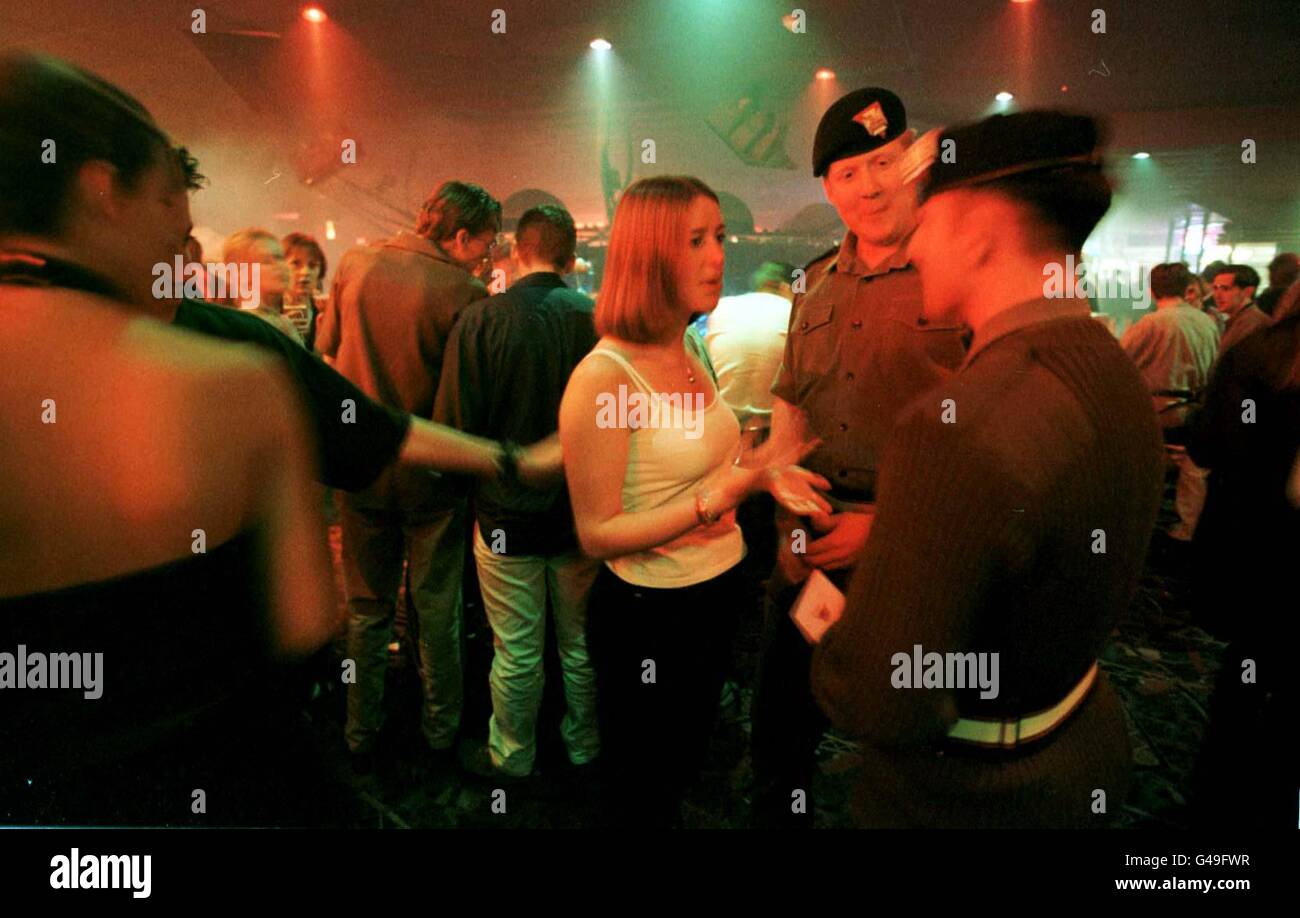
[752,435,831,517]
[725,434,831,518]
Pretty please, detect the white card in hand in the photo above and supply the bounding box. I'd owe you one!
[789,569,846,644]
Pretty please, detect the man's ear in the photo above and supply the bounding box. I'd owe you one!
[1183,284,1199,304]
[962,194,1001,269]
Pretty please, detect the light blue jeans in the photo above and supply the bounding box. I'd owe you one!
[473,525,601,776]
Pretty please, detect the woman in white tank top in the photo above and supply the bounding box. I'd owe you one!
[558,176,828,826]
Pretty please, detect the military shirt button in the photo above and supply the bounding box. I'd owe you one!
[845,371,855,381]
[839,422,848,432]
[801,321,809,331]
[917,316,928,326]
[851,319,863,329]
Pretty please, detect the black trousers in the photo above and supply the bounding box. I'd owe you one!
[586,564,742,827]
[750,577,832,827]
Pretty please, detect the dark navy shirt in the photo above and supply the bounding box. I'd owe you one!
[434,272,596,556]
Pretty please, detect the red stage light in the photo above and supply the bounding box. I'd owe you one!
[302,6,327,23]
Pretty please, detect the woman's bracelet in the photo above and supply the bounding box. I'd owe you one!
[695,487,721,526]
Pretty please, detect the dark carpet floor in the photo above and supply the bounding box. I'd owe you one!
[305,485,1225,828]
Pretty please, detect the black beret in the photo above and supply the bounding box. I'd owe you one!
[812,87,907,178]
[919,110,1104,201]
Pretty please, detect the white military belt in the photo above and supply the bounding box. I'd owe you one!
[946,661,1099,750]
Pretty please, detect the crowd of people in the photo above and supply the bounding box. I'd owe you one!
[2,51,1296,829]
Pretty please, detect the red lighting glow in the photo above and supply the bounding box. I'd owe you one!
[302,6,327,23]
[815,67,835,81]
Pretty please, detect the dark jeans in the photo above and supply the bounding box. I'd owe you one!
[750,577,833,827]
[586,564,742,827]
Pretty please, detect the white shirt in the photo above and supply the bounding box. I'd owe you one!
[704,291,792,427]
[1120,302,1219,427]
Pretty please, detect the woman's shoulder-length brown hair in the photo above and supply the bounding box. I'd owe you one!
[595,175,719,343]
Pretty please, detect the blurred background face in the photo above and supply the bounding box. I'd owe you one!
[820,135,916,250]
[908,192,966,323]
[286,246,322,301]
[247,238,291,306]
[676,194,726,318]
[1212,272,1251,315]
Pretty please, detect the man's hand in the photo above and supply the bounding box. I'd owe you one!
[515,435,565,489]
[802,510,874,571]
[776,530,814,585]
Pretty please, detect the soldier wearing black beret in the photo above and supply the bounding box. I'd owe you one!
[750,88,968,826]
[810,111,1166,827]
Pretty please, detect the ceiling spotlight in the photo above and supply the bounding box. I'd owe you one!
[815,67,835,81]
[590,38,612,51]
[301,6,327,23]
[995,91,1014,102]
[1132,151,1151,159]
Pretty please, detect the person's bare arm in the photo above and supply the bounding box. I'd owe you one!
[245,364,336,657]
[397,417,502,479]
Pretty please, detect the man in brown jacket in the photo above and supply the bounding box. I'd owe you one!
[318,181,501,773]
[812,111,1165,827]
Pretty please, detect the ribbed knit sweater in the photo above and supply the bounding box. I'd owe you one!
[812,299,1165,828]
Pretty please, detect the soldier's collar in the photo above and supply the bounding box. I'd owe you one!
[961,297,1091,368]
[831,229,915,278]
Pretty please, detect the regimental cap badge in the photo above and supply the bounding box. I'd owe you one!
[853,101,889,138]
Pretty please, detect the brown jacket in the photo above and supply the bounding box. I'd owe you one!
[319,231,487,509]
[813,299,1165,827]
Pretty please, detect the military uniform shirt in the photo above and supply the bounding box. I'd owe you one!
[771,230,967,501]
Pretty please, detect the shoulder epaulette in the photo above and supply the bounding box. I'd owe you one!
[804,245,839,272]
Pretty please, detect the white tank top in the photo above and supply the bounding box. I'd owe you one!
[585,346,746,588]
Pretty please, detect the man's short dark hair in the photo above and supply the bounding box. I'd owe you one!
[415,181,501,242]
[1150,262,1194,300]
[0,52,200,237]
[1216,264,1260,291]
[514,204,576,271]
[983,165,1112,254]
[751,261,796,292]
[1201,260,1229,283]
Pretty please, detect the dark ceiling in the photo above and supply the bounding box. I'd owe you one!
[4,0,1298,241]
